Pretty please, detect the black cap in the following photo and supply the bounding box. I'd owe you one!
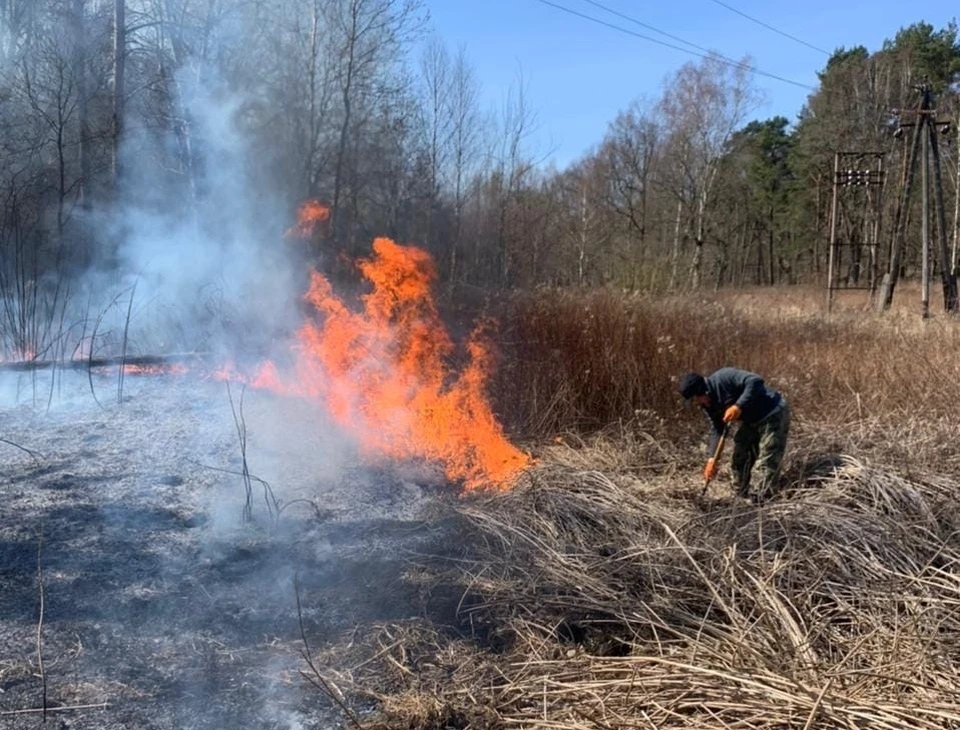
[678,372,707,400]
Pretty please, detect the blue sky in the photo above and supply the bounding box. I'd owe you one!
[424,0,958,168]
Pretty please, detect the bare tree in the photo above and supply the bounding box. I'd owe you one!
[417,35,450,250]
[658,54,761,289]
[326,0,425,246]
[112,0,125,193]
[600,99,661,288]
[446,44,481,290]
[493,69,536,288]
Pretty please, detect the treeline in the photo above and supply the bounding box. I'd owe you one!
[1,2,958,303]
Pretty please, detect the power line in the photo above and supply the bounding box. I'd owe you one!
[578,0,725,59]
[531,0,816,91]
[706,0,832,56]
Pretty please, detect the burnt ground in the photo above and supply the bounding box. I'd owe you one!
[0,369,463,730]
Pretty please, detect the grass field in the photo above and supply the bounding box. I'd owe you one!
[322,283,960,729]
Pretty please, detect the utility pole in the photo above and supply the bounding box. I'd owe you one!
[825,152,885,312]
[929,104,956,311]
[921,113,930,318]
[951,114,960,275]
[878,83,957,314]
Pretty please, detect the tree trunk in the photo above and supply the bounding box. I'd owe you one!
[112,0,125,195]
[768,206,775,285]
[332,2,358,246]
[690,194,706,289]
[306,1,320,197]
[578,185,587,286]
[669,199,682,290]
[755,224,763,286]
[75,0,91,213]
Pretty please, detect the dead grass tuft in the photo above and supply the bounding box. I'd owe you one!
[330,439,960,729]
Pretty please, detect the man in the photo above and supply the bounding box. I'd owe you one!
[678,367,790,502]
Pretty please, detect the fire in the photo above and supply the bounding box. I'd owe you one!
[242,237,530,491]
[285,199,331,239]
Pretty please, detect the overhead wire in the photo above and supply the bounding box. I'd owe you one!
[705,0,832,56]
[530,0,817,91]
[578,0,730,59]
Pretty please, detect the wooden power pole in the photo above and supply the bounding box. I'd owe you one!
[878,84,958,315]
[825,152,885,312]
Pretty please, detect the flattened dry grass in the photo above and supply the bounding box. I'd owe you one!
[330,445,960,729]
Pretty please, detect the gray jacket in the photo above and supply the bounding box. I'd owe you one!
[700,367,783,453]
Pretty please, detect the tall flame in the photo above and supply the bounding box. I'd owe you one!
[246,237,530,491]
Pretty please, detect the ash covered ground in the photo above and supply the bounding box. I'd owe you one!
[0,368,459,729]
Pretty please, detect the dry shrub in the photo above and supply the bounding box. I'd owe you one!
[336,450,960,729]
[488,286,960,462]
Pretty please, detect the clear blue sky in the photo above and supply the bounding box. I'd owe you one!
[425,0,958,168]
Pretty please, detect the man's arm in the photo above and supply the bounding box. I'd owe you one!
[704,409,725,454]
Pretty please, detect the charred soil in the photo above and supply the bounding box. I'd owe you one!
[0,371,465,730]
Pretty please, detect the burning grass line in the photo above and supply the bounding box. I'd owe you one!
[0,353,204,372]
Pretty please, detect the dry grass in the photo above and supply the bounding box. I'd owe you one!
[328,444,960,729]
[489,284,960,466]
[312,285,960,729]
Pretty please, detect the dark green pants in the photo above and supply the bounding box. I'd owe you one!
[732,399,791,501]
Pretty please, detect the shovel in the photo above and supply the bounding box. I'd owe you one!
[700,424,730,496]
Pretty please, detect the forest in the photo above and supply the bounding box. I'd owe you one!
[2,1,958,318]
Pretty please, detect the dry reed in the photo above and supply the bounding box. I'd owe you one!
[317,286,960,729]
[489,286,960,465]
[333,450,960,729]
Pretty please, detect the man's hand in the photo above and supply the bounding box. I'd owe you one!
[703,458,718,482]
[723,404,742,423]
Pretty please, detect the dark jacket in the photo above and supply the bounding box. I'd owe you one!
[700,367,783,453]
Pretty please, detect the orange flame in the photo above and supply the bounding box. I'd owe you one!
[247,237,530,491]
[285,199,331,239]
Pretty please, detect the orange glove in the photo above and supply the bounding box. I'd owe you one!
[723,405,742,424]
[703,458,718,481]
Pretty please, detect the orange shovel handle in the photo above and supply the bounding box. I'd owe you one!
[701,425,729,496]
